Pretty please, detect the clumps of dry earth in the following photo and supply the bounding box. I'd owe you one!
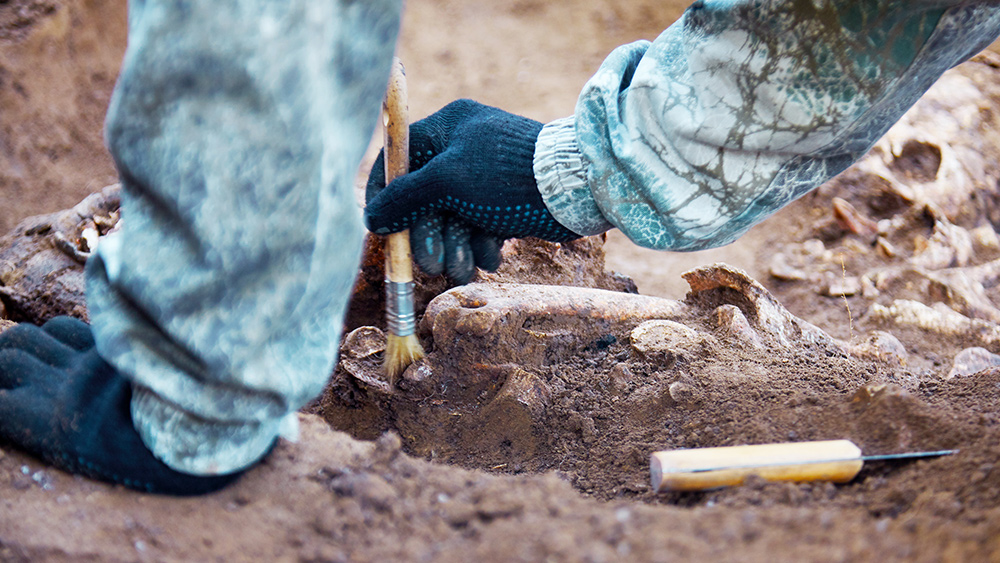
[4,57,1000,562]
[766,53,1000,378]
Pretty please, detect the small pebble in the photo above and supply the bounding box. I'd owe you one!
[947,347,1000,379]
[668,380,702,406]
[615,508,632,523]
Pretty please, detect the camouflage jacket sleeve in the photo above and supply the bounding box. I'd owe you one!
[533,1,1000,250]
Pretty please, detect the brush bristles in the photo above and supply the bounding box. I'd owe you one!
[384,333,425,385]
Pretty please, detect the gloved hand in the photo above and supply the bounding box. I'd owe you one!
[0,317,243,495]
[365,99,580,284]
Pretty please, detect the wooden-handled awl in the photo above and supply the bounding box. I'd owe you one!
[382,58,425,383]
[650,439,957,492]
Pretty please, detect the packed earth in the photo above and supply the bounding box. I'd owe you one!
[3,1,1000,561]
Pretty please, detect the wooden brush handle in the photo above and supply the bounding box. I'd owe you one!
[383,57,413,285]
[650,439,864,492]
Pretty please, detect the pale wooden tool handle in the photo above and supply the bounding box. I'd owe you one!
[383,58,413,285]
[650,439,864,492]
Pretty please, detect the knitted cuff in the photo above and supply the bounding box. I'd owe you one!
[131,386,293,475]
[533,116,614,237]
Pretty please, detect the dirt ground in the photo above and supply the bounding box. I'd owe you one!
[5,1,1000,562]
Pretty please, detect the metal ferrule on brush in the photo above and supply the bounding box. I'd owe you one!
[385,280,417,337]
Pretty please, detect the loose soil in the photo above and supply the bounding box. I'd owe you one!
[4,2,1000,562]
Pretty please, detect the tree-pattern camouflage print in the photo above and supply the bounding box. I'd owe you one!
[86,0,402,475]
[536,1,1000,250]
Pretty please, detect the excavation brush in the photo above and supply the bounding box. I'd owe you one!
[381,58,425,383]
[650,439,957,492]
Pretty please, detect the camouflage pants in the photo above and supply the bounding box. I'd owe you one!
[87,0,401,474]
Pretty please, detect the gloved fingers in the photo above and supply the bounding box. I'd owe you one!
[364,119,449,208]
[365,100,458,209]
[411,216,503,281]
[410,213,446,276]
[0,322,35,349]
[469,230,503,273]
[364,156,452,235]
[65,370,247,495]
[444,220,476,284]
[0,348,55,389]
[0,343,243,495]
[0,387,48,452]
[411,98,481,139]
[407,112,455,171]
[41,316,96,351]
[0,323,79,369]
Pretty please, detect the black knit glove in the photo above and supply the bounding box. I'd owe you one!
[0,317,244,495]
[365,99,580,284]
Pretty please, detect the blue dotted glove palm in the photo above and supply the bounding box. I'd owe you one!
[0,317,244,495]
[365,99,580,284]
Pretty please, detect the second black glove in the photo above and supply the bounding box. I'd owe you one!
[364,99,580,284]
[0,317,245,495]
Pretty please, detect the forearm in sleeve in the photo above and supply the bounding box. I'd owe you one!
[535,0,1000,250]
